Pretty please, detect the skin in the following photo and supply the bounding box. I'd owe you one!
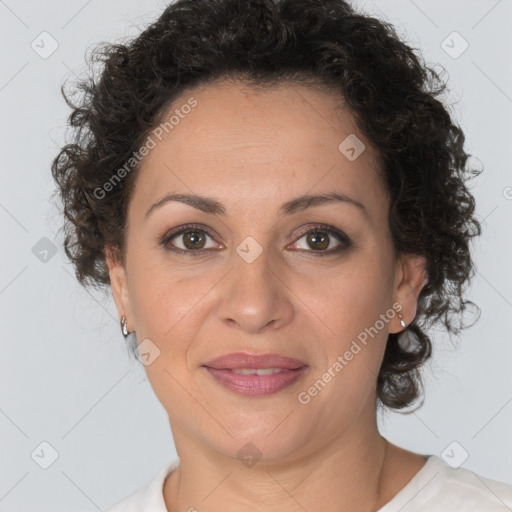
[107,80,429,511]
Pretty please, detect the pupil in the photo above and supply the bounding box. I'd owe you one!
[184,231,205,249]
[308,232,328,250]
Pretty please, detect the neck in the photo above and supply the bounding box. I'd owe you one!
[163,420,393,512]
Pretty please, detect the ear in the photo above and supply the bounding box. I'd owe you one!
[390,252,428,333]
[105,245,134,333]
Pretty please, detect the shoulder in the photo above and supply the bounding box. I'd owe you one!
[431,458,512,509]
[381,455,512,511]
[104,460,179,512]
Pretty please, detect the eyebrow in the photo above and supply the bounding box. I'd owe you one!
[145,192,367,219]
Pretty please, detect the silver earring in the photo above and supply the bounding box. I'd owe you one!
[396,312,420,353]
[397,312,406,330]
[121,315,130,337]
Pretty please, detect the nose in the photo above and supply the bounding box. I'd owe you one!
[216,246,295,335]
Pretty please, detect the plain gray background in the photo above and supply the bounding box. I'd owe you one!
[1,0,511,510]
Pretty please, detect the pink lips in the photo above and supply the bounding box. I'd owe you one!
[203,352,308,397]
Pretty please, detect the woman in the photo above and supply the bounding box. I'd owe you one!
[51,0,512,510]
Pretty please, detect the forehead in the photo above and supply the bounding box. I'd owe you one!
[130,80,387,220]
[154,80,363,159]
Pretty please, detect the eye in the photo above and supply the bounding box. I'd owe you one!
[290,224,351,255]
[161,224,221,255]
[160,223,351,256]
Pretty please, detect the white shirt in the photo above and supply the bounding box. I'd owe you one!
[105,455,512,511]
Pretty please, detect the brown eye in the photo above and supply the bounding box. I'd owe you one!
[162,225,219,254]
[181,230,207,250]
[305,232,330,251]
[291,224,352,255]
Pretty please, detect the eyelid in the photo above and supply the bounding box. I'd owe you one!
[289,223,351,251]
[293,223,349,242]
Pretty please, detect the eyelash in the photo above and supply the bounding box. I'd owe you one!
[160,223,352,257]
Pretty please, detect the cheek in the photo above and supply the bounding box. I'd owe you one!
[126,254,192,341]
[296,258,393,386]
[299,258,393,333]
[131,280,202,342]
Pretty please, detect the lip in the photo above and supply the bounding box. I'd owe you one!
[203,352,309,397]
[203,352,307,370]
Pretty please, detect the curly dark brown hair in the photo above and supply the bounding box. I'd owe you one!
[51,0,482,411]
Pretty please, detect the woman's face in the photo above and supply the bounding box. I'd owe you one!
[107,80,426,463]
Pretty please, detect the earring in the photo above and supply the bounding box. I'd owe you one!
[396,311,421,353]
[397,312,406,330]
[120,315,130,337]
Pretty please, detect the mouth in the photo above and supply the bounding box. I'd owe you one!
[202,352,309,397]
